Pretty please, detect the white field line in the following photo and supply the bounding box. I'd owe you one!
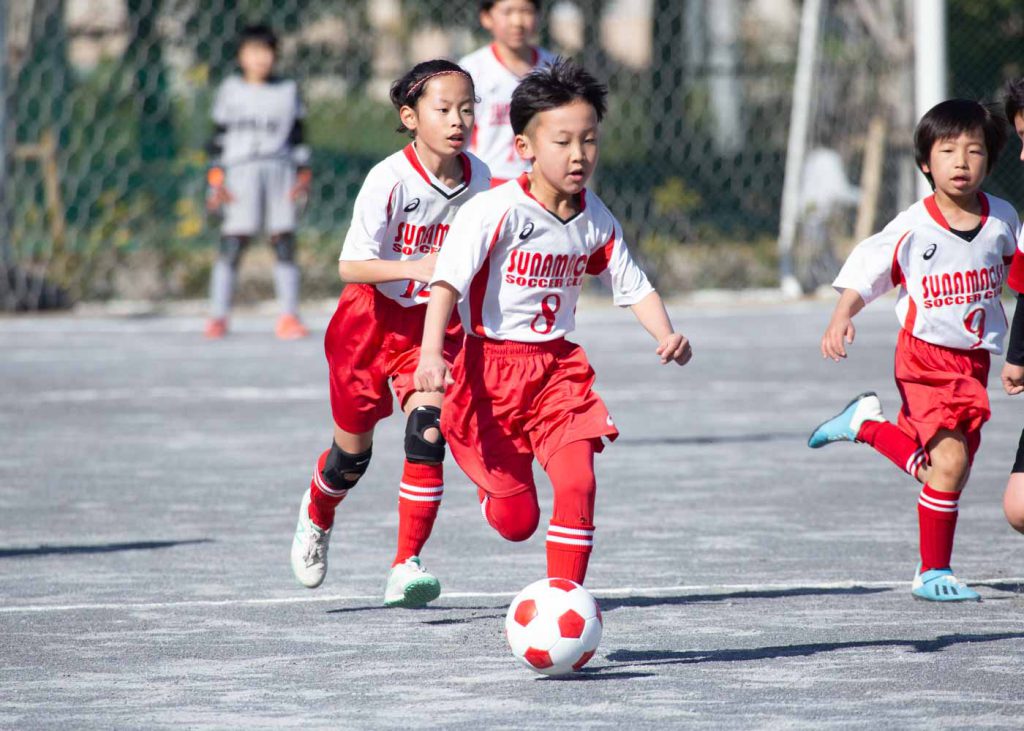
[3,576,1023,614]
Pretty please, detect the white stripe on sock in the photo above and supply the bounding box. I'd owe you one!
[906,449,926,475]
[399,490,443,502]
[398,482,445,494]
[546,535,594,547]
[546,525,594,537]
[313,464,348,498]
[919,490,959,513]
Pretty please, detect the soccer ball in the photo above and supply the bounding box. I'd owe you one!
[505,578,603,675]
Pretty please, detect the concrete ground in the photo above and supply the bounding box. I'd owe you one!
[2,299,1023,729]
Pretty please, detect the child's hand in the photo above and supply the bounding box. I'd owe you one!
[206,185,234,211]
[290,169,312,201]
[415,353,453,393]
[656,333,692,366]
[1002,362,1024,395]
[408,253,438,283]
[822,314,855,361]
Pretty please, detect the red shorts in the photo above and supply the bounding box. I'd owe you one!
[325,284,462,434]
[441,336,619,498]
[894,329,990,462]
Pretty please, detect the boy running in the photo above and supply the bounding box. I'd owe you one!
[205,24,311,340]
[415,59,692,585]
[289,60,489,607]
[459,0,555,186]
[808,99,1014,601]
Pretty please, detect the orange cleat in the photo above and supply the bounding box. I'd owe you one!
[204,318,228,339]
[275,314,309,340]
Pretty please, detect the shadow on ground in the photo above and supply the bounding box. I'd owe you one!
[617,432,806,447]
[599,585,889,611]
[603,631,1024,667]
[323,586,891,618]
[0,539,213,558]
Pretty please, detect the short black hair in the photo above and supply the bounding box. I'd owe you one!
[1004,77,1024,127]
[480,0,540,11]
[913,98,1007,188]
[510,58,607,136]
[389,59,475,137]
[238,24,278,53]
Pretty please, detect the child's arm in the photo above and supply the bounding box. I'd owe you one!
[414,283,459,392]
[1003,292,1024,395]
[629,291,692,366]
[338,255,435,286]
[821,288,865,362]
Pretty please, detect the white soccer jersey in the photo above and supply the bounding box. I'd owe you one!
[432,175,655,342]
[458,44,557,182]
[339,144,491,306]
[833,192,1020,353]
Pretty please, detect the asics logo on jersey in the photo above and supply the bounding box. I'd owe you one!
[403,198,421,212]
[924,243,938,260]
[519,222,535,240]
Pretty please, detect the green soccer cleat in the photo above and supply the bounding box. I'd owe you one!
[384,556,441,608]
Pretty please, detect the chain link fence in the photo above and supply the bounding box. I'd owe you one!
[1,0,1022,309]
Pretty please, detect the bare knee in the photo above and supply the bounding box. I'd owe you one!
[1004,474,1024,534]
[926,432,970,491]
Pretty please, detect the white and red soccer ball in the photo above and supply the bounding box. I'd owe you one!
[505,578,603,675]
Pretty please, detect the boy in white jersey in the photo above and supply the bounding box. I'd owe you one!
[459,0,555,186]
[415,59,692,585]
[808,99,1014,601]
[289,60,490,607]
[204,24,311,340]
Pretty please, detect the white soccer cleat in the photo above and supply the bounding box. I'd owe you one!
[384,556,441,608]
[291,489,331,589]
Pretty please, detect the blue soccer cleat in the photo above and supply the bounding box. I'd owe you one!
[911,565,980,602]
[807,392,885,449]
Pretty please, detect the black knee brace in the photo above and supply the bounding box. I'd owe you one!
[321,442,372,491]
[218,235,249,268]
[405,406,446,464]
[272,232,296,263]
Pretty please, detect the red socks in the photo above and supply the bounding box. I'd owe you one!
[308,449,348,530]
[546,522,594,584]
[917,484,960,571]
[546,440,598,584]
[857,420,927,479]
[393,461,444,566]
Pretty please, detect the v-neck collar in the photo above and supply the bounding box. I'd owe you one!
[516,173,586,225]
[403,143,472,200]
[923,192,989,236]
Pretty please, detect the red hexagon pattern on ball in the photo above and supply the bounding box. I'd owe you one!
[523,647,553,669]
[513,599,538,627]
[572,650,596,671]
[548,578,577,592]
[557,609,586,638]
[596,605,603,625]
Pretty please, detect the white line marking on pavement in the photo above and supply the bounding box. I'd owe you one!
[3,577,1023,614]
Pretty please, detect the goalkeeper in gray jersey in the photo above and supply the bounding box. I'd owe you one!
[205,24,311,340]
